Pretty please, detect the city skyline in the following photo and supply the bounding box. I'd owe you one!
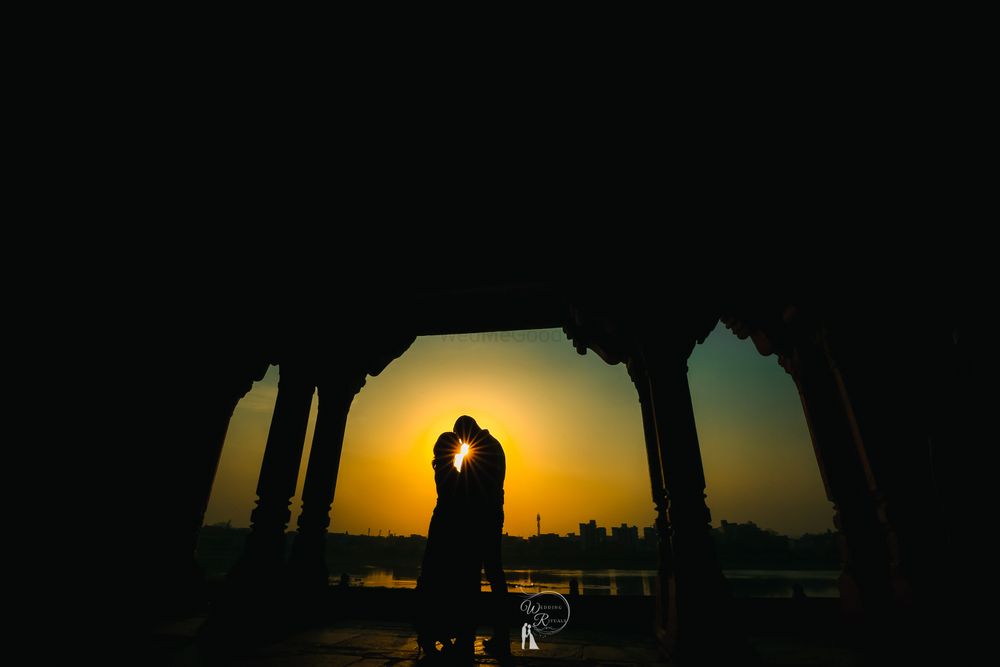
[204,515,832,541]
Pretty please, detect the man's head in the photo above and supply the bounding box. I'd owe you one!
[454,415,481,442]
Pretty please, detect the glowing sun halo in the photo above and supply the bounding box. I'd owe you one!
[454,442,470,471]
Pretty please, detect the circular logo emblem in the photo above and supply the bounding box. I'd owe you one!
[519,591,571,638]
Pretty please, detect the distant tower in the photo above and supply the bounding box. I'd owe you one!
[537,513,541,537]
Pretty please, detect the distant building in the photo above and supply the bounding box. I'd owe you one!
[579,519,605,550]
[718,519,762,540]
[611,523,639,548]
[643,526,657,542]
[713,519,796,568]
[531,532,562,547]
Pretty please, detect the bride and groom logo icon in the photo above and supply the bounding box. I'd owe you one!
[521,622,540,650]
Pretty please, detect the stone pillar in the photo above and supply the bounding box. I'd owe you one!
[643,348,737,661]
[628,359,676,646]
[820,322,953,615]
[229,362,315,584]
[184,381,253,555]
[785,340,894,617]
[156,359,266,610]
[288,371,365,589]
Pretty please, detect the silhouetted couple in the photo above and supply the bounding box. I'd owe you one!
[416,415,510,663]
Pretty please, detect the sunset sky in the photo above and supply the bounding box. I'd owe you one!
[204,325,833,539]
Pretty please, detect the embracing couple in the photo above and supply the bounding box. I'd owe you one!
[415,415,511,663]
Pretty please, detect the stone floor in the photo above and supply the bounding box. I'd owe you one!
[154,612,871,666]
[153,616,668,666]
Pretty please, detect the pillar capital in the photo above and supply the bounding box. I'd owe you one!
[720,303,822,379]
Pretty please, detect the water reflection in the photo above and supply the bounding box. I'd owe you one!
[329,566,839,598]
[723,569,840,598]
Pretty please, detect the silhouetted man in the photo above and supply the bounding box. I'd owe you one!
[453,415,511,659]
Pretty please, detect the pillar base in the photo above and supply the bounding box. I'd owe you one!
[288,531,330,592]
[227,528,288,588]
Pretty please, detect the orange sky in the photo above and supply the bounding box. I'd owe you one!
[205,326,833,538]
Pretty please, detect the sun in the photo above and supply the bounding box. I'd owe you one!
[454,442,470,471]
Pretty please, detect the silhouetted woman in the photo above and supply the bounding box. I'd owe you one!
[415,431,480,661]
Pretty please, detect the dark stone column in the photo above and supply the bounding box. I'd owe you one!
[229,362,315,584]
[785,340,894,617]
[820,322,956,615]
[155,359,266,612]
[288,372,365,590]
[183,381,253,555]
[643,349,738,661]
[628,359,676,647]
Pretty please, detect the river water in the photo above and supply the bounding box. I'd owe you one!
[337,566,840,598]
